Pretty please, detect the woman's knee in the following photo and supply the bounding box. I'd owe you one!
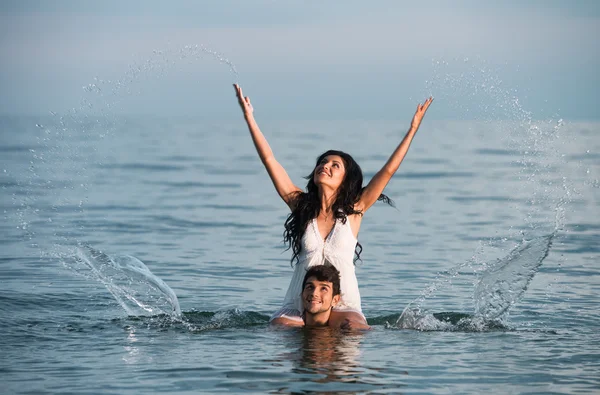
[329,311,367,326]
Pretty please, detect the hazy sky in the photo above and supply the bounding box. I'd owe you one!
[1,0,598,120]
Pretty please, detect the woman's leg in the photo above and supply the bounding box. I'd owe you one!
[328,310,370,330]
[269,307,304,327]
[270,316,304,327]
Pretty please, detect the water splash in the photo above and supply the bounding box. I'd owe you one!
[392,309,507,332]
[115,309,269,333]
[62,246,272,328]
[59,232,551,333]
[474,233,554,320]
[64,246,181,317]
[391,232,554,331]
[426,57,573,242]
[416,58,575,329]
[184,309,269,332]
[82,44,238,114]
[9,43,239,255]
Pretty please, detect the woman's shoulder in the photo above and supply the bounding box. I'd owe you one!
[286,190,306,211]
[345,212,363,238]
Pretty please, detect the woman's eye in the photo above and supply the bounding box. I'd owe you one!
[333,163,339,168]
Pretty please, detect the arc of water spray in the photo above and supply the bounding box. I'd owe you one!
[72,246,182,317]
[395,231,555,330]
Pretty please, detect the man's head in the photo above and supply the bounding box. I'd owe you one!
[301,265,341,319]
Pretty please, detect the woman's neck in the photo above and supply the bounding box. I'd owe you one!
[318,187,337,215]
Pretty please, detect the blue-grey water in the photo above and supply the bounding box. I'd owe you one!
[1,104,599,392]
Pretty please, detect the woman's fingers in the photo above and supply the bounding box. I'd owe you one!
[233,84,254,114]
[423,97,433,111]
[418,97,433,113]
[411,97,433,128]
[233,84,251,110]
[340,319,351,329]
[233,84,245,101]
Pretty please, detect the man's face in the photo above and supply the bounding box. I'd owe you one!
[302,276,340,315]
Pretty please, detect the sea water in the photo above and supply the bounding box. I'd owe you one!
[1,57,599,393]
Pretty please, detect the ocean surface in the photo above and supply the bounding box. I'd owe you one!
[1,110,599,394]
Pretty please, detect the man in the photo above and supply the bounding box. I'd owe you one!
[271,265,370,330]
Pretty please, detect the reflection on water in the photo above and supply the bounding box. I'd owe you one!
[296,328,363,380]
[273,327,370,393]
[122,326,140,365]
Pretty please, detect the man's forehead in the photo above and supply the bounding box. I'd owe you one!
[304,277,333,287]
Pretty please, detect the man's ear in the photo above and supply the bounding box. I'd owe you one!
[332,294,340,306]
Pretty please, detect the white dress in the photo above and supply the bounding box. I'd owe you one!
[270,216,364,322]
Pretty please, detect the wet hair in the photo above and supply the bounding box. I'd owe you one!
[302,265,341,296]
[284,150,394,265]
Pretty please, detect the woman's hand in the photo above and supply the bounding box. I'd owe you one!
[356,96,434,214]
[232,83,302,208]
[411,97,433,130]
[233,84,253,116]
[340,318,371,331]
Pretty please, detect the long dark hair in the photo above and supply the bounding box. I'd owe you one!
[283,150,394,265]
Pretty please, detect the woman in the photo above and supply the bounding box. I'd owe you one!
[234,84,432,329]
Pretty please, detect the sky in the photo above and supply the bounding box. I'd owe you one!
[1,0,599,120]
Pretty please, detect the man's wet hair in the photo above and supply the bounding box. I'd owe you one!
[302,265,341,296]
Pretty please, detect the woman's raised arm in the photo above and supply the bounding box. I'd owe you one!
[356,97,433,213]
[234,84,302,209]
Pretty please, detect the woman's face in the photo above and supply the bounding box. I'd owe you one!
[313,155,346,191]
